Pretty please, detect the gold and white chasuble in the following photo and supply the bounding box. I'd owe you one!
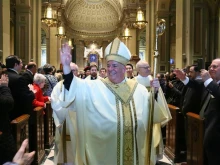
[51,76,167,165]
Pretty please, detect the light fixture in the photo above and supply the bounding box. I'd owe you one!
[120,27,132,46]
[55,23,66,39]
[133,7,148,29]
[121,27,132,40]
[68,39,74,49]
[41,3,57,27]
[91,43,96,50]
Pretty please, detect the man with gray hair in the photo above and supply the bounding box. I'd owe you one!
[135,60,171,163]
[70,62,79,76]
[51,38,170,165]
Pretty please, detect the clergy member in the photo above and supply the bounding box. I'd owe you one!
[135,60,171,163]
[51,37,170,165]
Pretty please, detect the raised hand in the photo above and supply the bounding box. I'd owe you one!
[60,43,72,74]
[60,43,72,67]
[173,69,186,80]
[0,74,9,87]
[200,69,211,82]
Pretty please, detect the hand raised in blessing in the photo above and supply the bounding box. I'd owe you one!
[60,43,72,67]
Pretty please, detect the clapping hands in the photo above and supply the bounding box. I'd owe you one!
[0,74,9,87]
[28,84,37,94]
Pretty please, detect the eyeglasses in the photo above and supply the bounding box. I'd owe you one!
[208,65,219,70]
[139,66,150,69]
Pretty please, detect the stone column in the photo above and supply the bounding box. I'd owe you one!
[145,0,155,67]
[128,28,137,56]
[15,0,32,65]
[49,27,60,69]
[31,0,42,65]
[0,0,10,62]
[176,0,184,69]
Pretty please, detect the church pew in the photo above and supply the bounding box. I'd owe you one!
[44,101,54,149]
[11,114,30,151]
[165,104,186,163]
[186,112,204,165]
[29,107,45,165]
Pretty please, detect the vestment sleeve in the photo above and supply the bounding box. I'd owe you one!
[153,87,172,126]
[63,72,73,90]
[51,80,76,127]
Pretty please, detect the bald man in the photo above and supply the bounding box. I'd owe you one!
[135,60,171,163]
[22,62,37,85]
[70,62,79,76]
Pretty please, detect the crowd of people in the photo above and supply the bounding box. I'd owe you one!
[0,37,220,165]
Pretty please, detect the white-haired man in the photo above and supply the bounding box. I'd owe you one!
[51,38,170,165]
[70,62,79,76]
[135,60,171,163]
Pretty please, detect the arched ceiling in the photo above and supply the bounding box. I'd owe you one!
[42,0,145,43]
[63,0,125,42]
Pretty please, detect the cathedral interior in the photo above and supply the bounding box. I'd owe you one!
[1,0,220,165]
[1,0,220,73]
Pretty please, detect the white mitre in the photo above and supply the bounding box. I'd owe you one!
[105,37,131,65]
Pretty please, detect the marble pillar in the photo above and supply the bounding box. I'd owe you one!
[49,27,60,69]
[176,0,184,69]
[0,0,10,63]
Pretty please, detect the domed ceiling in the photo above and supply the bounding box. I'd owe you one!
[63,0,126,41]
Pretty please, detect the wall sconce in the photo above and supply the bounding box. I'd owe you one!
[41,3,57,27]
[133,7,148,29]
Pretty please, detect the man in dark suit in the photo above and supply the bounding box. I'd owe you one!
[181,65,204,116]
[175,58,220,165]
[22,62,37,85]
[5,55,35,121]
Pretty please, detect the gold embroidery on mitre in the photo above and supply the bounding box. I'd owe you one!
[101,78,138,104]
[110,37,120,54]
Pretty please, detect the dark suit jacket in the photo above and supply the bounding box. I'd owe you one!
[22,70,34,85]
[181,78,204,116]
[188,79,220,165]
[6,69,35,121]
[203,81,220,165]
[0,86,14,133]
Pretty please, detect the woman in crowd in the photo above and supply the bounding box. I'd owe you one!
[32,73,50,108]
[42,64,58,96]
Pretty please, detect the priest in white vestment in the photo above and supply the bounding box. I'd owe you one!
[51,38,170,165]
[135,60,172,163]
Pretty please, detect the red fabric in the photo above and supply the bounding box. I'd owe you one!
[32,83,49,108]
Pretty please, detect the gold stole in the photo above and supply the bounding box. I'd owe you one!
[101,78,139,165]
